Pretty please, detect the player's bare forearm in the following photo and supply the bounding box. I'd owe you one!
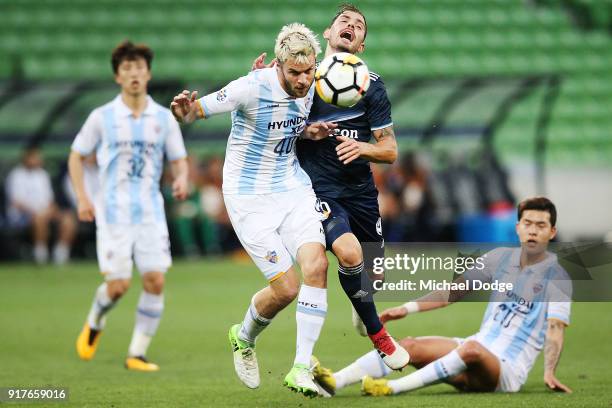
[170,157,189,201]
[544,319,565,375]
[543,319,571,392]
[361,126,398,164]
[170,157,188,181]
[68,150,88,202]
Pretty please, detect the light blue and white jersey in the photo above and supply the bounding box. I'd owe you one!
[72,95,187,225]
[464,247,572,382]
[197,67,314,195]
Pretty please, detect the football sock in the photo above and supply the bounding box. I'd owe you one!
[238,299,271,345]
[338,262,383,335]
[86,283,117,331]
[294,284,327,366]
[334,350,392,390]
[388,349,467,394]
[128,292,164,357]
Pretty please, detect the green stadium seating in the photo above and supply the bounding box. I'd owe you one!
[0,0,610,163]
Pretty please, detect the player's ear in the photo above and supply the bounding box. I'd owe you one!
[549,226,557,240]
[323,27,331,41]
[357,41,365,54]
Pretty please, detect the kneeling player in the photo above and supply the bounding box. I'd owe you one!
[314,197,573,396]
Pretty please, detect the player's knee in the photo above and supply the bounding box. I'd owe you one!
[399,337,416,353]
[459,340,484,363]
[143,273,165,294]
[107,279,130,300]
[336,243,362,267]
[301,254,328,282]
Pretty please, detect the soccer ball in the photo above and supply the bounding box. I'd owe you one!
[315,52,370,108]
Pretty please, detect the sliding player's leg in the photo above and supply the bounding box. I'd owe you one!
[364,339,500,396]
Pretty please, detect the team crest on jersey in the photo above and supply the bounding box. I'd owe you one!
[216,88,228,103]
[533,283,543,293]
[265,250,279,264]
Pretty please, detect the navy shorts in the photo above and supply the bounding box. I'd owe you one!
[317,193,384,272]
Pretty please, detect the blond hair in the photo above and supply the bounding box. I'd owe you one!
[274,22,321,64]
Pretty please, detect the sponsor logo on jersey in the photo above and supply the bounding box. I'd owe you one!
[216,88,228,103]
[267,116,306,130]
[265,250,279,264]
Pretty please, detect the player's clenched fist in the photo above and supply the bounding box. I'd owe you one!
[170,90,199,124]
[77,197,95,222]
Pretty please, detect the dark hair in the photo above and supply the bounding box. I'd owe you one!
[111,40,153,74]
[517,197,557,227]
[330,3,367,39]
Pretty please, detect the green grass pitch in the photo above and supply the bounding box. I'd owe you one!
[0,258,610,407]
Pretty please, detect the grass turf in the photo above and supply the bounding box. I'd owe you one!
[0,258,610,407]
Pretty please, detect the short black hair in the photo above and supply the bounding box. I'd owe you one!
[330,3,367,39]
[517,197,557,227]
[111,40,153,74]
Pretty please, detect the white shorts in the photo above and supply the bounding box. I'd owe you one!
[224,186,326,282]
[454,336,524,393]
[96,223,172,281]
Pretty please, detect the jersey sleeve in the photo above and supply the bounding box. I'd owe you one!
[164,112,187,161]
[462,247,507,284]
[197,75,252,118]
[546,266,573,325]
[72,110,102,155]
[365,77,393,131]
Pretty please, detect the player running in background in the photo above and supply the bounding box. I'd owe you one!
[70,41,189,372]
[314,197,573,396]
[170,23,337,397]
[252,3,409,370]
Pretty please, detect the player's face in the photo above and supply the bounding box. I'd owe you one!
[324,11,366,54]
[516,210,557,256]
[278,55,316,98]
[114,57,151,96]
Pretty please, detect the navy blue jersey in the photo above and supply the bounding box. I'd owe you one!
[297,72,392,198]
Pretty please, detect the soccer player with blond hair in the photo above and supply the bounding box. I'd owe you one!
[171,23,336,396]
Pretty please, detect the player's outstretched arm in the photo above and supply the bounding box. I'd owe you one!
[335,125,398,165]
[68,150,95,222]
[171,90,202,124]
[543,318,572,393]
[380,276,471,323]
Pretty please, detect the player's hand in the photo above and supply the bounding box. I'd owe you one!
[336,135,364,164]
[76,197,95,222]
[302,121,337,140]
[252,52,277,71]
[544,372,572,393]
[379,305,408,324]
[172,176,189,201]
[170,90,198,123]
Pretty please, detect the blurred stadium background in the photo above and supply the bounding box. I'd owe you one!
[1,0,612,262]
[1,2,612,407]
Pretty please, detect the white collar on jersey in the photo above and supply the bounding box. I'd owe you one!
[113,94,157,117]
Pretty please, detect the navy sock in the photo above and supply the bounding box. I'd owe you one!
[338,262,383,335]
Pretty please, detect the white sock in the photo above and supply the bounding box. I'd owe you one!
[238,299,271,345]
[52,243,70,265]
[388,349,467,394]
[294,285,327,366]
[86,283,116,330]
[334,350,392,390]
[33,243,48,264]
[128,292,164,357]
